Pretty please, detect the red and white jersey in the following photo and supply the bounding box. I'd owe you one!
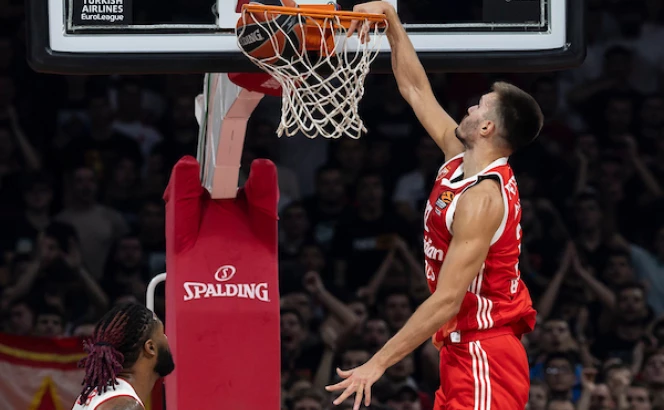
[72,378,144,410]
[423,153,536,341]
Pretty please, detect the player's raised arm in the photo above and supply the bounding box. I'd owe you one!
[325,180,503,409]
[351,1,464,159]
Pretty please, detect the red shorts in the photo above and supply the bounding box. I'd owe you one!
[433,327,530,410]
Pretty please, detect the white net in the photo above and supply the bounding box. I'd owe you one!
[236,7,386,139]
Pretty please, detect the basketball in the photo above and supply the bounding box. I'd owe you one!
[236,0,305,65]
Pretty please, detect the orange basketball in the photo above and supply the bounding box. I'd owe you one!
[236,0,305,65]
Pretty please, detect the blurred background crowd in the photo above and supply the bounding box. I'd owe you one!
[2,0,664,409]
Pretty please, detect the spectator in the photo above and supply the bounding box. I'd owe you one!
[392,136,444,223]
[32,302,65,338]
[111,79,163,160]
[136,197,166,273]
[331,173,414,289]
[302,165,348,250]
[56,166,129,278]
[529,379,550,410]
[626,381,653,410]
[1,172,54,257]
[543,352,579,402]
[2,297,34,335]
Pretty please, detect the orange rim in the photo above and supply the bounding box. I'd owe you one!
[241,4,387,28]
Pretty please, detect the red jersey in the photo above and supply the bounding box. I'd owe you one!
[423,153,536,342]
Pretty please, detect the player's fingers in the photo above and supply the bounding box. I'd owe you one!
[333,384,358,405]
[347,20,359,37]
[361,23,371,44]
[353,384,364,410]
[325,378,351,392]
[336,367,354,378]
[364,383,372,407]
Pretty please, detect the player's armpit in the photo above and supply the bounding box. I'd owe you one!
[96,396,143,410]
[433,180,504,304]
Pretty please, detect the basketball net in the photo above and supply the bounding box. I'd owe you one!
[236,5,387,139]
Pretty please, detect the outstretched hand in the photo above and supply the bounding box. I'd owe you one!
[325,360,386,410]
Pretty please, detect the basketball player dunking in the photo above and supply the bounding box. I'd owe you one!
[72,303,175,410]
[326,2,542,410]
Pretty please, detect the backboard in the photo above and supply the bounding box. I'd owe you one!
[27,0,585,74]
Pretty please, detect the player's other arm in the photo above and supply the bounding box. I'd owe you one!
[352,2,464,158]
[96,396,143,410]
[372,180,503,369]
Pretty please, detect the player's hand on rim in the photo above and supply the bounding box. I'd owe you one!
[347,1,394,43]
[325,360,386,410]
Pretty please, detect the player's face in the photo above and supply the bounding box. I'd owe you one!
[151,319,175,377]
[455,92,498,147]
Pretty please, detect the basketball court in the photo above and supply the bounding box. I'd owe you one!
[26,0,585,408]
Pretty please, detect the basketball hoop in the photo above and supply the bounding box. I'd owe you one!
[236,4,387,139]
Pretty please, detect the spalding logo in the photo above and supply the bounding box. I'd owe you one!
[214,265,236,282]
[183,265,270,302]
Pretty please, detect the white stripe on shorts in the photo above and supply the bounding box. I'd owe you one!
[469,341,492,410]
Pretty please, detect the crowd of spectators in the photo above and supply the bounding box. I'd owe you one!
[1,0,664,409]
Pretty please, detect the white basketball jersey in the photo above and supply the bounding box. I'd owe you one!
[71,378,143,410]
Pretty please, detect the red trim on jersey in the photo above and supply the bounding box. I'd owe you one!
[93,394,144,410]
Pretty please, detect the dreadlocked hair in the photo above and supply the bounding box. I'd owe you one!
[78,303,158,404]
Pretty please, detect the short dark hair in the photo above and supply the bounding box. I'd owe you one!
[616,281,646,296]
[544,351,579,369]
[377,287,413,308]
[608,249,632,262]
[491,81,544,152]
[280,308,305,328]
[291,388,324,406]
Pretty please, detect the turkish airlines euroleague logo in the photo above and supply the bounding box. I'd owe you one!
[183,265,270,302]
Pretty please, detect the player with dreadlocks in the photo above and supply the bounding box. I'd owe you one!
[72,303,175,410]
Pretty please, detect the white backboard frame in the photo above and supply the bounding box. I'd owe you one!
[48,0,567,53]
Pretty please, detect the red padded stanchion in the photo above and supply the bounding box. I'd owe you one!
[163,156,280,410]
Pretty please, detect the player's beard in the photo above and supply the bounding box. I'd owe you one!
[154,345,175,377]
[454,125,470,149]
